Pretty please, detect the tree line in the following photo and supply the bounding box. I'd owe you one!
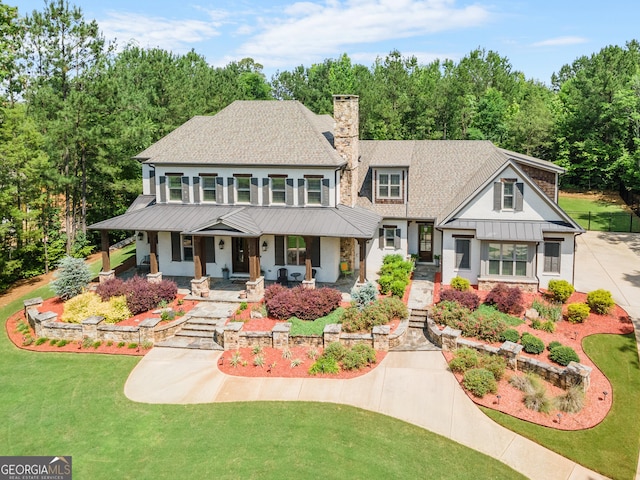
[1,0,639,290]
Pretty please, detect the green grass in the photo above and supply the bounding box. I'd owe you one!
[483,333,640,480]
[288,307,345,335]
[474,304,523,327]
[88,243,137,277]
[559,194,640,232]
[0,262,524,479]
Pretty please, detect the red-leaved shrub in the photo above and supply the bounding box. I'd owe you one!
[96,277,126,301]
[439,288,480,310]
[484,284,524,315]
[264,285,341,320]
[98,275,177,315]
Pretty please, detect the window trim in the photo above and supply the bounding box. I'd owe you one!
[182,235,194,262]
[377,171,402,200]
[200,175,217,203]
[167,174,183,202]
[235,176,251,204]
[306,178,322,205]
[271,177,286,204]
[484,242,532,278]
[286,236,307,266]
[502,180,515,210]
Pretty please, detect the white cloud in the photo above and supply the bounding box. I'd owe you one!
[100,11,223,52]
[350,50,458,67]
[236,0,492,66]
[531,36,588,47]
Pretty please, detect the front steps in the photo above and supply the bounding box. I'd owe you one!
[392,308,440,352]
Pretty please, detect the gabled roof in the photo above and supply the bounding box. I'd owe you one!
[134,101,344,168]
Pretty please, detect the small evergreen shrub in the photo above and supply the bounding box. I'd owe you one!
[520,332,545,354]
[35,337,48,346]
[340,297,407,333]
[450,276,470,291]
[439,289,480,310]
[350,282,377,310]
[377,275,394,295]
[92,340,102,349]
[530,318,542,330]
[308,356,340,375]
[549,345,580,366]
[127,342,138,349]
[238,302,248,312]
[587,289,614,315]
[117,341,125,348]
[468,309,508,342]
[342,345,376,371]
[499,328,520,343]
[567,303,590,323]
[323,342,347,362]
[555,386,585,413]
[51,255,92,301]
[390,279,408,298]
[264,285,341,320]
[430,301,471,328]
[49,339,58,346]
[484,284,524,315]
[377,254,413,295]
[352,343,376,364]
[531,298,562,322]
[463,368,497,397]
[540,320,556,333]
[106,340,113,347]
[479,353,507,381]
[449,347,479,374]
[547,279,574,303]
[56,339,69,347]
[547,340,562,351]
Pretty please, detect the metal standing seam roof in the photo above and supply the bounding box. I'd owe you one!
[440,219,580,241]
[89,204,381,239]
[133,101,345,168]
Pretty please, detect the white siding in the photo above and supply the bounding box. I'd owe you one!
[536,234,576,288]
[365,219,408,280]
[441,230,482,286]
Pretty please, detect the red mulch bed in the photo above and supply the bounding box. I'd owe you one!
[439,289,634,430]
[218,346,386,379]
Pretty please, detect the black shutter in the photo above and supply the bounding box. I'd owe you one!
[298,179,305,205]
[216,177,224,204]
[322,178,330,206]
[205,237,216,263]
[275,236,285,265]
[193,177,200,204]
[149,168,156,195]
[181,176,189,203]
[227,178,235,205]
[394,229,401,249]
[251,177,259,205]
[159,176,166,203]
[378,228,384,248]
[171,232,181,262]
[286,179,294,206]
[515,182,524,211]
[311,237,321,267]
[262,178,270,206]
[493,182,501,210]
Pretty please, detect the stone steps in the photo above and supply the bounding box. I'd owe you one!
[408,308,429,329]
[175,329,216,338]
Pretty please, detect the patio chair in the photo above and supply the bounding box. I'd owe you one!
[277,267,289,286]
[339,261,353,279]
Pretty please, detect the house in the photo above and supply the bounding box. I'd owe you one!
[90,95,583,298]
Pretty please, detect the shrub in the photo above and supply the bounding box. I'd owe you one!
[470,309,508,342]
[35,337,48,346]
[22,336,34,346]
[308,356,340,375]
[49,339,58,346]
[342,348,369,370]
[531,298,562,322]
[524,385,553,413]
[449,347,479,374]
[587,289,615,315]
[350,282,377,310]
[549,345,580,366]
[238,301,248,311]
[430,301,471,328]
[341,297,407,333]
[555,386,585,413]
[377,297,408,319]
[351,343,376,364]
[127,342,138,349]
[281,348,292,360]
[51,255,92,301]
[547,279,574,303]
[61,292,131,324]
[125,276,177,315]
[82,337,94,349]
[567,303,590,323]
[439,289,480,310]
[450,276,470,291]
[377,275,394,295]
[390,279,408,298]
[463,368,497,397]
[253,354,265,367]
[499,328,520,343]
[96,278,126,301]
[323,342,347,362]
[520,333,545,354]
[252,345,263,355]
[230,351,243,367]
[92,340,102,349]
[547,340,562,351]
[484,284,524,315]
[117,341,125,348]
[540,320,556,333]
[479,353,507,381]
[378,254,413,295]
[106,340,113,347]
[264,285,341,320]
[56,339,69,347]
[290,359,302,368]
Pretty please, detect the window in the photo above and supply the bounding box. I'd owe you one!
[236,177,251,203]
[378,172,401,199]
[384,228,395,248]
[307,178,321,205]
[167,175,182,201]
[182,235,193,261]
[286,236,306,265]
[503,180,515,209]
[494,179,523,211]
[275,236,320,266]
[455,239,471,270]
[544,242,561,273]
[271,177,286,204]
[488,243,528,277]
[202,176,216,202]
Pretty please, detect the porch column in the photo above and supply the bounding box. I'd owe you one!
[193,235,203,280]
[148,231,158,274]
[99,230,115,284]
[201,236,207,276]
[304,236,314,281]
[248,237,260,282]
[358,238,367,283]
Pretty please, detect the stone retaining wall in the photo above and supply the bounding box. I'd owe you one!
[426,314,592,392]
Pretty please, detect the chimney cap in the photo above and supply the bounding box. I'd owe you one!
[333,94,359,101]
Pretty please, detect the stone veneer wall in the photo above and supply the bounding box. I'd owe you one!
[425,315,592,392]
[478,279,538,293]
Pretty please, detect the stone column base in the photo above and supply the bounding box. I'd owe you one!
[147,272,163,284]
[99,270,115,284]
[302,278,316,290]
[191,276,210,298]
[246,276,265,302]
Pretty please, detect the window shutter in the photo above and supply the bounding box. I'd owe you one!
[322,178,330,206]
[204,237,216,263]
[493,182,501,210]
[251,177,259,205]
[149,168,156,195]
[286,179,294,206]
[216,177,224,204]
[227,178,235,205]
[378,228,384,248]
[193,177,200,204]
[181,176,189,203]
[171,232,181,262]
[311,237,321,267]
[275,236,285,265]
[298,179,305,205]
[394,229,401,249]
[515,183,524,211]
[159,176,166,203]
[262,178,270,206]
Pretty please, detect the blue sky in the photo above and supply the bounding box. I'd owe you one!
[15,0,640,84]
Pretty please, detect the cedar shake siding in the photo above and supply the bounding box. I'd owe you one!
[518,164,557,200]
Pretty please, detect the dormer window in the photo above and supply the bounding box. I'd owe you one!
[502,179,515,209]
[493,179,524,211]
[378,173,401,199]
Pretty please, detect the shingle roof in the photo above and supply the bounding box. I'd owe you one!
[134,101,344,167]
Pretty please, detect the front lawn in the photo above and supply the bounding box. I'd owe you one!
[288,307,345,335]
[559,192,640,232]
[483,333,640,480]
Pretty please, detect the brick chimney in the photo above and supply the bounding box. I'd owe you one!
[333,95,359,208]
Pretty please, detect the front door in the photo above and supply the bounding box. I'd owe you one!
[232,237,249,273]
[418,222,434,262]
